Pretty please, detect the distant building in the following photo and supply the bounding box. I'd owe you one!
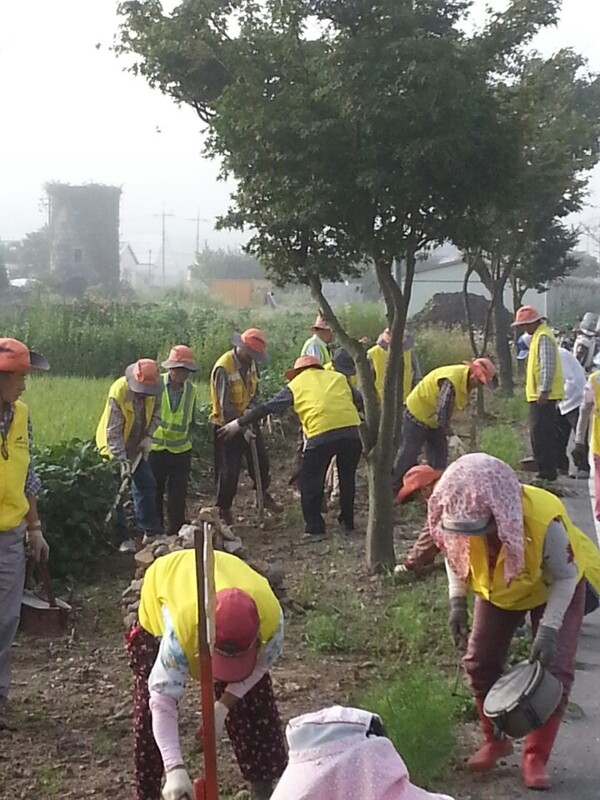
[47,182,121,295]
[205,278,272,308]
[120,244,157,290]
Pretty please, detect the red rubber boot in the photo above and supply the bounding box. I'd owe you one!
[522,713,562,790]
[467,698,514,773]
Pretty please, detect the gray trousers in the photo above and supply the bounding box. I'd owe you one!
[391,413,448,494]
[0,525,26,713]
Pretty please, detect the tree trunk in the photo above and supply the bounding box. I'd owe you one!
[365,435,396,571]
[493,297,514,395]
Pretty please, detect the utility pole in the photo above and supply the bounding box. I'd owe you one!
[153,207,174,287]
[187,209,211,254]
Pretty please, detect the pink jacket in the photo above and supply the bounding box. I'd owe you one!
[271,706,455,800]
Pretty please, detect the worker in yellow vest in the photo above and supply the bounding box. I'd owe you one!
[128,549,287,800]
[511,305,563,483]
[391,359,496,495]
[210,328,281,525]
[96,359,164,553]
[0,339,50,730]
[220,355,363,543]
[429,453,600,790]
[149,346,198,536]
[574,369,600,520]
[323,348,360,501]
[300,314,333,364]
[367,328,420,403]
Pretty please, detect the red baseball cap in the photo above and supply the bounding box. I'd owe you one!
[212,589,260,683]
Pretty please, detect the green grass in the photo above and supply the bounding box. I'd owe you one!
[493,393,529,423]
[23,375,210,445]
[479,424,524,469]
[358,668,461,787]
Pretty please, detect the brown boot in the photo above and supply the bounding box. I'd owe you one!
[262,492,283,514]
[522,712,562,790]
[467,698,513,773]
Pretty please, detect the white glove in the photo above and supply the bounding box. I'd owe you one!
[140,436,153,459]
[162,766,193,800]
[448,434,466,454]
[119,459,132,480]
[219,420,241,439]
[26,527,50,563]
[243,427,257,443]
[214,699,229,740]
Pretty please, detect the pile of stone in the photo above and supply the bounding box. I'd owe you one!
[121,506,296,630]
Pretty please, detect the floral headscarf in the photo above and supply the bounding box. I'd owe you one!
[428,453,525,584]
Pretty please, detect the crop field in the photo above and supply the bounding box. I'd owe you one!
[24,375,211,446]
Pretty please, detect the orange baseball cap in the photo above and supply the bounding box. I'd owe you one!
[285,355,323,381]
[397,464,443,503]
[511,305,543,327]
[465,357,496,386]
[161,345,198,372]
[0,338,49,373]
[231,328,269,363]
[125,358,162,395]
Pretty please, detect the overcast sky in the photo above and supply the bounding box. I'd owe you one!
[1,0,599,275]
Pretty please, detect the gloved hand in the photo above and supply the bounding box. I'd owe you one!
[214,699,229,739]
[120,459,132,481]
[140,436,153,459]
[572,442,588,470]
[26,526,50,563]
[448,596,469,650]
[243,427,257,443]
[195,700,229,750]
[162,766,193,800]
[448,434,466,454]
[529,624,558,667]
[218,420,241,439]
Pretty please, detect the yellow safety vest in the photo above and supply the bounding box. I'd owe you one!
[367,344,412,402]
[151,376,196,454]
[300,335,332,364]
[526,324,564,402]
[405,365,470,428]
[323,361,357,389]
[139,549,281,681]
[210,351,258,425]
[590,370,600,457]
[0,400,30,532]
[468,485,600,610]
[288,368,360,439]
[95,376,156,458]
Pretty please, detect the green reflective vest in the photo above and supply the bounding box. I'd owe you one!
[151,376,196,454]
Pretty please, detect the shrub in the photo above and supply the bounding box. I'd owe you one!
[414,326,474,375]
[34,440,117,580]
[359,668,460,787]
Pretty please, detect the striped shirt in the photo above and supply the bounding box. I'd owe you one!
[538,334,557,394]
[105,390,162,461]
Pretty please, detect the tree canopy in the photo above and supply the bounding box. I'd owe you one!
[117,0,596,569]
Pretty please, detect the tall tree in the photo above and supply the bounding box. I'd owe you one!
[456,50,600,393]
[118,0,566,570]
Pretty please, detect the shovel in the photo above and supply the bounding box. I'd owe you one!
[193,522,219,800]
[104,450,143,525]
[20,558,72,637]
[248,436,264,522]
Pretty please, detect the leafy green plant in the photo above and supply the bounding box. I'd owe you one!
[34,439,117,580]
[304,611,350,652]
[359,669,460,787]
[479,425,523,469]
